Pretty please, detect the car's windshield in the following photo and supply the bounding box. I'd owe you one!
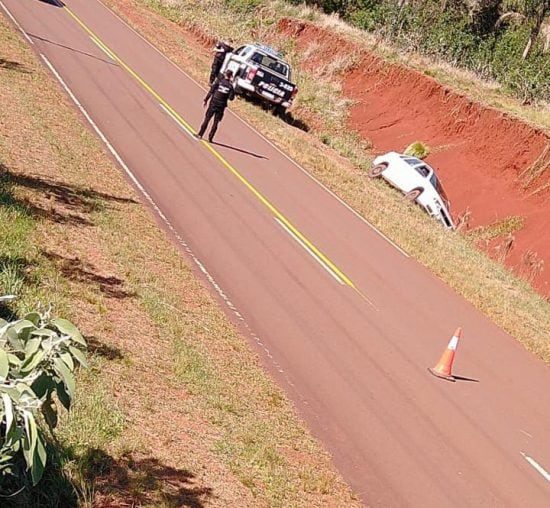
[430,173,450,208]
[250,52,289,77]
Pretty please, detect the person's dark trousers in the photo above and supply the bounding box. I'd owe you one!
[209,61,223,85]
[198,106,224,142]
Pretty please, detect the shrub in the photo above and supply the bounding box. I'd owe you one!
[404,141,430,159]
[0,301,87,487]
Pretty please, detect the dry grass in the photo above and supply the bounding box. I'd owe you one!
[467,215,525,244]
[106,0,550,365]
[0,13,358,507]
[520,143,550,194]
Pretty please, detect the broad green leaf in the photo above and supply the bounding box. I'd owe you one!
[31,432,47,485]
[41,399,58,430]
[0,385,21,402]
[54,358,75,400]
[1,393,14,437]
[24,337,41,356]
[19,350,45,375]
[7,353,21,367]
[0,349,8,380]
[30,328,57,339]
[7,327,25,352]
[10,320,35,342]
[24,312,41,327]
[60,351,74,371]
[69,346,88,368]
[51,318,86,347]
[22,411,38,471]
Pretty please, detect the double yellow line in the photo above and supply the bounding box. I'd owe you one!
[64,6,357,291]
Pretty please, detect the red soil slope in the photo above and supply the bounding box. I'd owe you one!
[279,19,550,296]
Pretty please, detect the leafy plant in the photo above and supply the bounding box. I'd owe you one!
[0,301,87,487]
[404,141,430,159]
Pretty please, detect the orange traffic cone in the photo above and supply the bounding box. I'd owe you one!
[428,327,462,382]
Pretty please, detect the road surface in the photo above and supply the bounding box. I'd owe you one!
[2,0,549,505]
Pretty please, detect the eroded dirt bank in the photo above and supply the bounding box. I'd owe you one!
[280,19,550,296]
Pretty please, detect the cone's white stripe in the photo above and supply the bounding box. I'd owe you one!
[447,335,459,351]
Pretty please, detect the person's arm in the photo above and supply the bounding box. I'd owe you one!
[204,79,218,106]
[229,85,235,102]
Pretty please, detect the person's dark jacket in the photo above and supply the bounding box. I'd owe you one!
[204,77,235,111]
[213,42,233,64]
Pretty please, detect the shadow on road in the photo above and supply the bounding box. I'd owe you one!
[453,374,480,383]
[211,141,268,160]
[39,0,65,7]
[27,34,118,66]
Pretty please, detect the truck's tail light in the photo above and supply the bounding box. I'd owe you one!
[246,67,257,81]
[290,87,298,99]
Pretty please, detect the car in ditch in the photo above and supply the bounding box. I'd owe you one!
[220,43,297,116]
[369,151,455,229]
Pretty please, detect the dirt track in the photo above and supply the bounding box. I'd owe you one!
[279,19,550,296]
[2,1,550,505]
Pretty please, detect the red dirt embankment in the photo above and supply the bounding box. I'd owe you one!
[279,19,550,296]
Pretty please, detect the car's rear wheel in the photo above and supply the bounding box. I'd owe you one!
[404,188,423,201]
[368,163,387,178]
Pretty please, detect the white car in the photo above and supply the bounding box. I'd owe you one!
[369,152,455,229]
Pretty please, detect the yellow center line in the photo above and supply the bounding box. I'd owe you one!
[64,6,357,291]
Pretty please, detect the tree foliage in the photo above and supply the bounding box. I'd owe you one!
[285,0,550,102]
[0,301,87,489]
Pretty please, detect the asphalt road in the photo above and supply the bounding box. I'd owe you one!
[2,0,549,505]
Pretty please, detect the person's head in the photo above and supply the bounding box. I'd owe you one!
[224,70,233,80]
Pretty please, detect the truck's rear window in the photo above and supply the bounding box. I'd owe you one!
[250,52,289,77]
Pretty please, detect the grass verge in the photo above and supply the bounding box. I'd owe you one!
[106,0,550,363]
[0,11,358,507]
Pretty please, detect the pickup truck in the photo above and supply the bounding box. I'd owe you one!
[219,43,298,116]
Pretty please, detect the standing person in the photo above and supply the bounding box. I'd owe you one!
[195,70,235,143]
[209,38,234,85]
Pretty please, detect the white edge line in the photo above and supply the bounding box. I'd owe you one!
[0,0,34,44]
[89,35,115,61]
[275,217,344,285]
[521,452,550,483]
[94,0,409,258]
[159,102,195,138]
[39,52,296,389]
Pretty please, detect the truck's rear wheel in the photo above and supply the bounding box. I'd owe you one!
[273,105,287,118]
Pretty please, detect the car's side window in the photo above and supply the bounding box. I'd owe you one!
[414,165,430,178]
